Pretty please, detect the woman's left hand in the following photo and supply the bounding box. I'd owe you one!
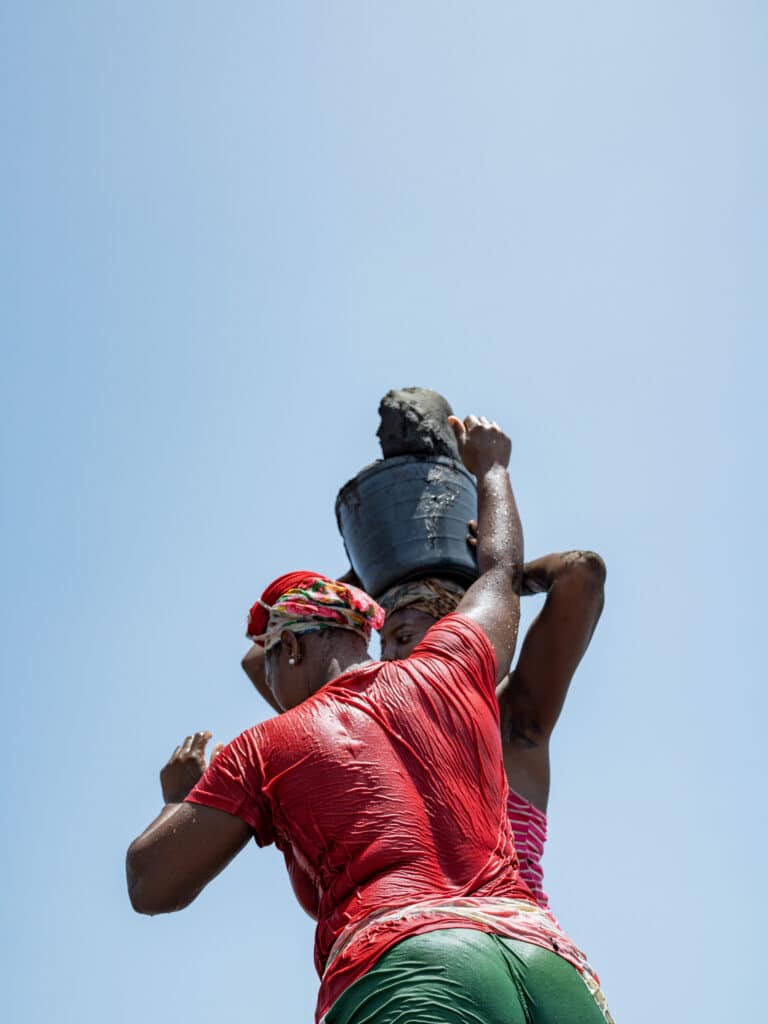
[160,732,223,804]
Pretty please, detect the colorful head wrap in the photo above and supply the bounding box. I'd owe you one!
[378,577,466,622]
[247,571,385,653]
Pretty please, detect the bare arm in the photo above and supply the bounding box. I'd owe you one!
[127,801,252,915]
[127,731,252,915]
[450,415,523,683]
[242,643,282,714]
[499,550,606,746]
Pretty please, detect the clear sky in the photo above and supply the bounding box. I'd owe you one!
[1,3,765,1022]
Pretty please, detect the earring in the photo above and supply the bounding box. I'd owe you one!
[288,657,296,666]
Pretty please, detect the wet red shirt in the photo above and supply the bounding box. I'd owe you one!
[187,614,532,1018]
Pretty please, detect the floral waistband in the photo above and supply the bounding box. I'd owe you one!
[323,896,614,1023]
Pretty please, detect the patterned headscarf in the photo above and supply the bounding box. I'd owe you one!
[378,577,466,622]
[247,571,385,653]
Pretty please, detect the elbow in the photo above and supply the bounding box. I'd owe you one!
[566,550,607,589]
[126,842,194,917]
[555,552,606,622]
[241,644,263,687]
[127,880,162,917]
[126,841,162,915]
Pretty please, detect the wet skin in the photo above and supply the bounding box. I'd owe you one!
[380,608,438,662]
[128,414,524,916]
[245,558,606,812]
[379,550,606,813]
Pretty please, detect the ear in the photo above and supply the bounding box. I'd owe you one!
[281,630,302,664]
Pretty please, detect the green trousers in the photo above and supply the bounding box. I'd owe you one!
[325,928,610,1024]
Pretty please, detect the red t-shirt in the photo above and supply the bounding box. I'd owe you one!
[187,614,532,1018]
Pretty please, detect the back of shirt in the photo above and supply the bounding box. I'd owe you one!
[187,613,527,982]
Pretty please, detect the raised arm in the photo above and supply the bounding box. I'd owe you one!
[450,415,523,682]
[499,550,606,742]
[242,643,283,714]
[495,551,606,810]
[126,732,252,915]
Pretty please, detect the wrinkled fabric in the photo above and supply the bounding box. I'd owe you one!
[322,896,592,989]
[506,789,551,911]
[246,571,385,652]
[323,930,614,1024]
[187,614,535,1020]
[379,577,465,620]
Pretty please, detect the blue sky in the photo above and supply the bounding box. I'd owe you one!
[1,3,765,1021]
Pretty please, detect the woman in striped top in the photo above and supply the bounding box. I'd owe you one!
[378,549,607,910]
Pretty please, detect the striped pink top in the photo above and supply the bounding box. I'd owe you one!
[506,789,550,909]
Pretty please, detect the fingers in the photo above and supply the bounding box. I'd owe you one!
[210,742,225,762]
[463,414,501,432]
[451,414,500,438]
[160,731,213,804]
[451,414,510,476]
[447,415,466,447]
[174,732,211,761]
[190,731,212,758]
[450,413,494,445]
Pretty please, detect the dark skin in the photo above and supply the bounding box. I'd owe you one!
[128,629,373,915]
[247,547,605,813]
[380,546,606,812]
[127,414,523,915]
[241,643,280,714]
[241,567,365,714]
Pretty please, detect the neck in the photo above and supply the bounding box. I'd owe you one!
[323,653,368,684]
[314,634,370,690]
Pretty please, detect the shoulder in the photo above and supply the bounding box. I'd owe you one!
[412,612,495,662]
[406,613,497,699]
[216,720,270,773]
[223,711,319,771]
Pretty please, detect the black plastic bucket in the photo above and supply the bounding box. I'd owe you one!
[335,455,479,598]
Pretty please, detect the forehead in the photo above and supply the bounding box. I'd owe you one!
[382,607,437,636]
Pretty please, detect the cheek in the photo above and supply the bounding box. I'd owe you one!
[269,667,307,711]
[381,639,417,661]
[266,663,288,706]
[271,678,295,711]
[265,660,277,691]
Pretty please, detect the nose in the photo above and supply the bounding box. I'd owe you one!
[381,642,396,661]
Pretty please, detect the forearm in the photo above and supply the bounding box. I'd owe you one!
[451,416,521,678]
[475,464,523,585]
[521,550,606,596]
[501,550,606,744]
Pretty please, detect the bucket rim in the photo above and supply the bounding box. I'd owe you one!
[335,454,474,514]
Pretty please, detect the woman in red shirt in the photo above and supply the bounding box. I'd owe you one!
[126,417,612,1024]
